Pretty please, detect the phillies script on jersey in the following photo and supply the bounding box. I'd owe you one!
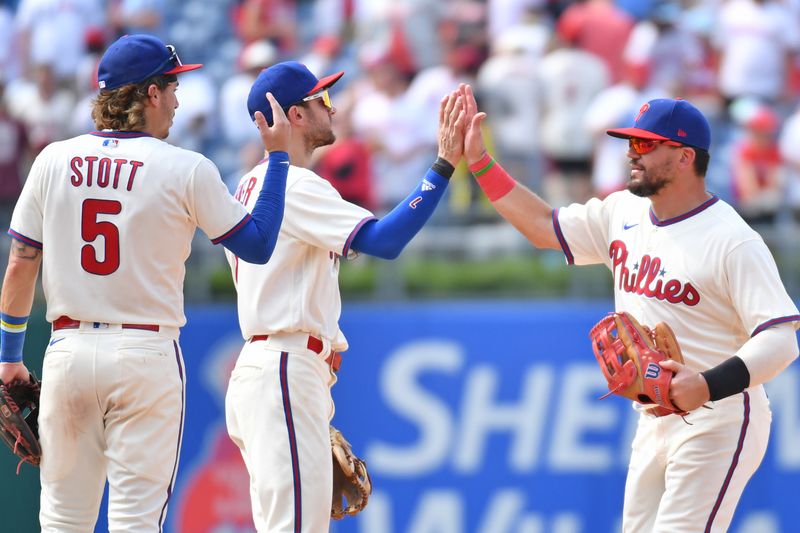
[609,240,700,306]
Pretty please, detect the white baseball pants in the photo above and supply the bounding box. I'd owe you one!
[38,323,184,532]
[226,332,337,533]
[623,386,771,533]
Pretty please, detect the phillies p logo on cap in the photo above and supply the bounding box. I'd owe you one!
[606,98,711,151]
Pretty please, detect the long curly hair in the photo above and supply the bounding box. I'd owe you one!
[91,74,176,131]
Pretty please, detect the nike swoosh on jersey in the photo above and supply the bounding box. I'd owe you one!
[49,337,65,346]
[623,223,639,230]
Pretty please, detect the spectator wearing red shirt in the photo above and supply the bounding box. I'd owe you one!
[314,105,375,211]
[731,106,783,225]
[233,0,297,52]
[556,0,634,83]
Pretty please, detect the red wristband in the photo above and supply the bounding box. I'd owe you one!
[468,154,517,201]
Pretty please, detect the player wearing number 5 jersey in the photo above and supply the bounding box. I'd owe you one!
[0,34,290,532]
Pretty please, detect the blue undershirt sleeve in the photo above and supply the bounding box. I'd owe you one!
[219,151,289,264]
[350,167,450,259]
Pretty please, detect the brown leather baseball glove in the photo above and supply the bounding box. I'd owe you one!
[590,312,686,416]
[0,374,41,472]
[330,425,372,520]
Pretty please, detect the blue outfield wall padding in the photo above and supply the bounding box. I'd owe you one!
[93,301,800,533]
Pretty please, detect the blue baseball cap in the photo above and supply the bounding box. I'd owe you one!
[247,61,344,125]
[607,98,711,151]
[97,34,202,91]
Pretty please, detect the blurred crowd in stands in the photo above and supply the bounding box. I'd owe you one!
[3,0,800,234]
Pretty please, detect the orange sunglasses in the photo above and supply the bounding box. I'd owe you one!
[628,138,683,155]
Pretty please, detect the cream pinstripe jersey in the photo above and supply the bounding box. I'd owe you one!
[226,160,375,350]
[10,131,250,327]
[554,190,800,372]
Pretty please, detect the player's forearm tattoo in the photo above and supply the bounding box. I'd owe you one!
[11,241,41,261]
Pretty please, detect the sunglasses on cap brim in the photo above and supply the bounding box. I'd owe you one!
[141,44,182,80]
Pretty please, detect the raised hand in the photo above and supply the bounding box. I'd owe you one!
[437,88,467,167]
[459,84,488,166]
[255,92,291,154]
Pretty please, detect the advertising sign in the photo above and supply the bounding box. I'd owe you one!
[90,301,799,532]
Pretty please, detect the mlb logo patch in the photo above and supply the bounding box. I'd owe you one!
[103,139,119,148]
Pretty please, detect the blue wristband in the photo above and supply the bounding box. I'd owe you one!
[1,313,28,363]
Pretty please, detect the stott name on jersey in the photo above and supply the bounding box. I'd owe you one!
[70,156,144,191]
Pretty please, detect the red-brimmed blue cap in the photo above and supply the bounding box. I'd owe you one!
[97,34,202,91]
[247,61,344,126]
[607,98,711,151]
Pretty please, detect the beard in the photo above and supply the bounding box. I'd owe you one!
[627,162,671,197]
[628,177,668,197]
[305,123,336,151]
[315,128,336,149]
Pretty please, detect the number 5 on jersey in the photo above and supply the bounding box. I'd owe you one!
[81,198,122,275]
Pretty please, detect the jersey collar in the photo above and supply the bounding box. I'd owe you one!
[90,130,153,138]
[649,194,719,227]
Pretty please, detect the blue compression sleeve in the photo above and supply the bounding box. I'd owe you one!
[351,166,450,259]
[220,151,289,264]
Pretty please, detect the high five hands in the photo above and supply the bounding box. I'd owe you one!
[437,88,467,167]
[459,84,488,166]
[437,84,491,169]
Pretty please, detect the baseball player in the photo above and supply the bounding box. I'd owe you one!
[223,62,466,532]
[0,34,291,532]
[458,86,799,532]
